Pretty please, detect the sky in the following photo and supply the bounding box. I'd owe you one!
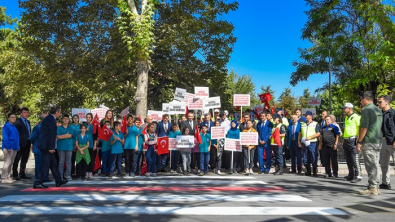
[2,0,327,99]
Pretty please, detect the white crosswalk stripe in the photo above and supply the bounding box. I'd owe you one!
[0,194,310,202]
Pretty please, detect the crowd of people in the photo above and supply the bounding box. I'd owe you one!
[1,91,394,195]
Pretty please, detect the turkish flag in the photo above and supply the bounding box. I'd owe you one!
[284,108,288,117]
[271,104,275,115]
[185,105,189,117]
[139,115,144,125]
[259,93,272,104]
[141,124,148,135]
[121,115,127,134]
[92,114,100,134]
[141,157,147,175]
[236,106,241,111]
[94,151,101,172]
[99,125,113,141]
[157,136,169,155]
[272,127,282,147]
[195,123,202,144]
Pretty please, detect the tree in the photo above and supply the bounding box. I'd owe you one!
[277,87,297,115]
[291,0,395,104]
[298,88,311,108]
[224,70,257,112]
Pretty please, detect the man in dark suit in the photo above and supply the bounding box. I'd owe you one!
[180,112,197,136]
[256,112,274,174]
[13,107,32,180]
[200,114,215,134]
[156,114,172,172]
[33,106,68,189]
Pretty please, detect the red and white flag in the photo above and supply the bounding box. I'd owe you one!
[139,115,145,125]
[99,125,113,141]
[141,124,148,135]
[157,136,169,155]
[195,123,202,144]
[92,114,100,134]
[121,115,127,134]
[271,104,275,115]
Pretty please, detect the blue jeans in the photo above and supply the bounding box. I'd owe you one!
[158,154,167,170]
[134,151,143,175]
[289,140,302,172]
[302,142,318,173]
[273,145,283,168]
[146,145,157,173]
[34,153,49,181]
[110,153,123,175]
[258,143,271,172]
[101,150,111,174]
[171,150,180,171]
[200,152,209,173]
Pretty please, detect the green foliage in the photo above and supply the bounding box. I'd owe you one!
[224,70,257,112]
[276,87,297,115]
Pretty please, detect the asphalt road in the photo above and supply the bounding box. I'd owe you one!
[0,172,394,222]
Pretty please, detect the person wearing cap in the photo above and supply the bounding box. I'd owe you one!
[342,102,362,183]
[213,109,220,122]
[319,115,340,178]
[357,91,383,195]
[378,95,395,190]
[256,112,273,174]
[298,111,321,176]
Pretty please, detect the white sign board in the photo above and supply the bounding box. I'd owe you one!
[308,97,322,106]
[225,138,242,152]
[188,98,204,110]
[147,110,163,122]
[162,103,170,114]
[72,108,91,122]
[194,87,209,99]
[183,93,195,103]
[174,88,187,101]
[169,102,187,114]
[91,106,109,120]
[203,97,221,109]
[169,138,178,151]
[240,132,259,145]
[210,126,226,139]
[233,94,251,106]
[176,135,195,148]
[302,108,317,118]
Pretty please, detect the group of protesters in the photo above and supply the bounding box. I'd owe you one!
[1,91,394,195]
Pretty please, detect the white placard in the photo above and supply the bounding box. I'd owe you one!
[203,97,221,109]
[194,87,209,99]
[251,104,266,114]
[182,93,195,103]
[176,135,195,148]
[72,108,91,122]
[240,132,259,145]
[174,88,187,101]
[233,94,251,106]
[210,126,226,139]
[169,138,178,151]
[225,138,242,152]
[308,97,322,106]
[147,110,163,122]
[169,102,187,114]
[188,98,204,110]
[162,103,170,114]
[302,108,317,117]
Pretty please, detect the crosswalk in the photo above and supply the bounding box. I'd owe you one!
[0,175,348,216]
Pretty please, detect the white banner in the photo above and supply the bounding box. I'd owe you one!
[233,94,250,106]
[308,97,322,106]
[169,138,178,151]
[194,87,209,99]
[240,132,259,145]
[174,88,187,101]
[182,93,195,103]
[203,97,221,109]
[72,108,91,122]
[176,135,195,148]
[188,98,204,110]
[224,138,242,152]
[169,102,187,114]
[210,126,226,139]
[251,104,266,114]
[147,110,163,122]
[162,103,170,114]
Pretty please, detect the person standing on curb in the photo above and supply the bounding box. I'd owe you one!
[357,91,383,195]
[378,95,395,190]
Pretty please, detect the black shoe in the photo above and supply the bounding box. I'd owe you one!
[344,176,353,181]
[258,171,262,174]
[297,171,302,175]
[13,177,21,181]
[305,172,311,176]
[274,169,283,175]
[20,175,31,180]
[290,170,297,173]
[33,183,49,189]
[264,171,269,174]
[55,180,68,187]
[333,174,339,178]
[312,173,318,177]
[379,184,391,189]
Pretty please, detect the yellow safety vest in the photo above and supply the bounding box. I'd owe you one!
[271,124,285,145]
[344,113,360,138]
[301,121,319,142]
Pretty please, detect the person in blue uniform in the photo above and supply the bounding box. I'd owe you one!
[69,114,81,178]
[198,125,211,176]
[30,114,50,182]
[75,124,90,180]
[144,123,158,177]
[169,123,182,174]
[100,121,112,177]
[319,115,340,178]
[133,118,144,176]
[226,120,240,174]
[84,113,98,179]
[57,114,74,181]
[124,114,139,177]
[109,121,125,178]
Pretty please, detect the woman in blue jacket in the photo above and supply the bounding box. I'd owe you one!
[1,113,20,183]
[226,120,240,174]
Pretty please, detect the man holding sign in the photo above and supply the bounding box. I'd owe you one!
[241,120,258,175]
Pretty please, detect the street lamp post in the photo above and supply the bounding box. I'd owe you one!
[328,48,332,114]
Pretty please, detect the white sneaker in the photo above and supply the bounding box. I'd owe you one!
[1,179,13,183]
[217,170,222,175]
[249,169,254,174]
[145,173,150,177]
[245,169,249,174]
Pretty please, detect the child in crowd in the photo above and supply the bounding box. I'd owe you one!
[56,114,74,181]
[134,118,144,176]
[124,114,139,177]
[199,125,211,176]
[109,121,125,178]
[100,121,112,177]
[169,123,182,174]
[75,124,90,180]
[144,123,158,177]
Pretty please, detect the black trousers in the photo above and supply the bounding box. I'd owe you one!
[237,149,245,171]
[253,147,259,167]
[76,159,87,178]
[322,145,338,175]
[12,143,31,177]
[35,151,62,185]
[191,152,200,169]
[71,151,76,176]
[209,146,217,170]
[343,138,361,178]
[124,149,135,173]
[87,148,97,173]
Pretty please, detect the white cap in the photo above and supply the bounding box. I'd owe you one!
[342,103,354,109]
[224,110,229,116]
[214,109,220,113]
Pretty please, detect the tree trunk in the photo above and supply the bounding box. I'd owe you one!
[135,58,149,118]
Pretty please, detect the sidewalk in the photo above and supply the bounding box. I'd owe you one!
[1,158,394,175]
